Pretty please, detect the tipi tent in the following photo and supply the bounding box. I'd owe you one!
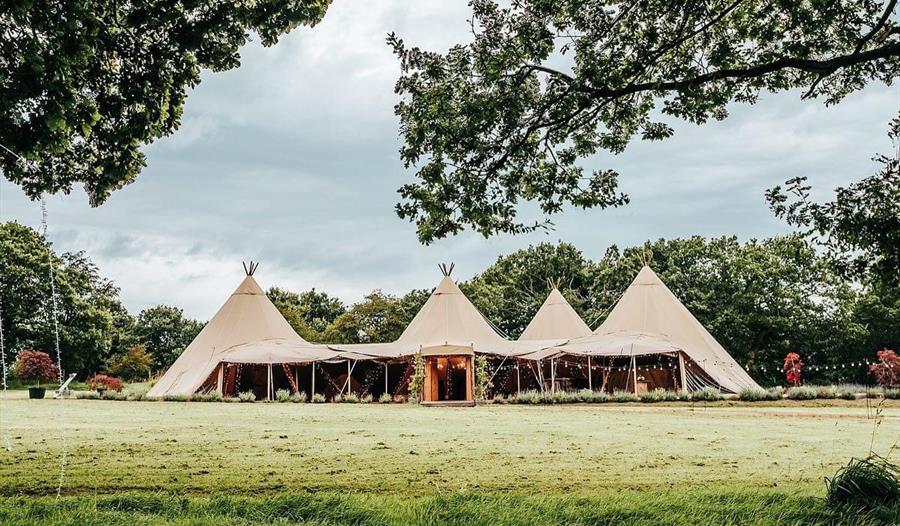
[263,266,566,403]
[540,266,760,393]
[328,265,563,358]
[519,285,592,341]
[147,265,331,398]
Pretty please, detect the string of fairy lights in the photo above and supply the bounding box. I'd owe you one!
[479,356,893,377]
[393,363,413,397]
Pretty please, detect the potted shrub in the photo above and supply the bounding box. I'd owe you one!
[88,374,124,396]
[15,350,59,399]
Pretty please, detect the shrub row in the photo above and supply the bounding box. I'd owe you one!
[75,389,404,403]
[73,385,899,403]
[494,387,725,405]
[737,385,898,401]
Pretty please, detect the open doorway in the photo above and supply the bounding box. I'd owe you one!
[423,355,473,402]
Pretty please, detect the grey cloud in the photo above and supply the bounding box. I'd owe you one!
[1,1,895,319]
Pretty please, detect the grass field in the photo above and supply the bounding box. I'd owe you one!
[1,392,898,525]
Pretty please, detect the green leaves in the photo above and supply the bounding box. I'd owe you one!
[768,115,900,286]
[0,222,134,376]
[392,0,900,243]
[267,287,346,340]
[133,306,203,371]
[1,0,331,203]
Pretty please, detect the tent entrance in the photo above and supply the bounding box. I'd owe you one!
[423,356,473,403]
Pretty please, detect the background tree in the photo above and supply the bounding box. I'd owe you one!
[463,242,596,337]
[1,0,332,203]
[323,290,426,344]
[850,284,900,356]
[767,115,900,286]
[390,0,900,243]
[105,344,152,382]
[0,221,133,376]
[133,306,203,371]
[267,287,346,341]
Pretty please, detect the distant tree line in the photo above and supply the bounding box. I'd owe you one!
[2,220,897,386]
[268,237,899,387]
[1,222,202,382]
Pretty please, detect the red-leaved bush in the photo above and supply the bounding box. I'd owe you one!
[15,350,59,386]
[784,352,803,387]
[869,349,900,387]
[88,374,124,392]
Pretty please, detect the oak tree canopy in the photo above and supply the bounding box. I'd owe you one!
[0,0,332,203]
[389,0,899,243]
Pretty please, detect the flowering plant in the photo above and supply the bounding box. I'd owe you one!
[869,349,899,387]
[783,352,802,386]
[88,374,124,392]
[15,350,59,386]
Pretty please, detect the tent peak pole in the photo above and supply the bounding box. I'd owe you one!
[587,356,592,391]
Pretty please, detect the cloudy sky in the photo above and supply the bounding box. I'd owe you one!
[1,1,896,320]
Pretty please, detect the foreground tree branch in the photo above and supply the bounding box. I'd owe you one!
[0,0,332,204]
[390,0,900,244]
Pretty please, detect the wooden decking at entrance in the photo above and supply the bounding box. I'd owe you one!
[420,400,476,407]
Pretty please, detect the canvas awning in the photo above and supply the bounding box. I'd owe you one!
[219,338,339,364]
[519,331,682,361]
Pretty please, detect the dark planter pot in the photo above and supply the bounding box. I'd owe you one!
[28,387,46,399]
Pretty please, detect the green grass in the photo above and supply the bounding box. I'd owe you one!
[0,391,898,524]
[2,490,898,526]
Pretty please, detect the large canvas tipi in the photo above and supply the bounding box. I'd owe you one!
[329,265,560,358]
[592,266,760,392]
[519,285,592,341]
[147,265,317,397]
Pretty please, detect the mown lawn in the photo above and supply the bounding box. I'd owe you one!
[1,392,898,525]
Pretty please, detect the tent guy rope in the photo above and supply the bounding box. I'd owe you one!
[39,195,68,498]
[0,301,10,451]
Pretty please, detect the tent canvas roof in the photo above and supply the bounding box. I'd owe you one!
[329,274,564,358]
[148,275,330,397]
[582,266,760,392]
[519,330,682,361]
[519,287,592,341]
